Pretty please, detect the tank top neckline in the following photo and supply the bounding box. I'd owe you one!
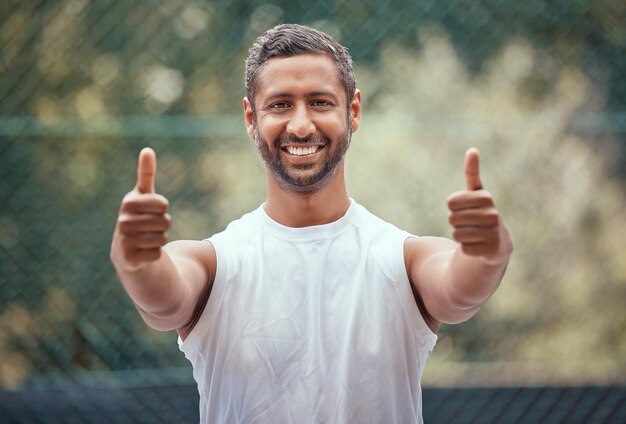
[258,198,357,240]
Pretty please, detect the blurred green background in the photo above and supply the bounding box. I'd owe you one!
[1,0,625,416]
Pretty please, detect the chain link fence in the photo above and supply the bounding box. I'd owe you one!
[1,0,625,421]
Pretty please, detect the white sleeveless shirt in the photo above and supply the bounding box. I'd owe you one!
[179,200,437,423]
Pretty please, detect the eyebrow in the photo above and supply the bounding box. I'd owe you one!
[264,91,341,103]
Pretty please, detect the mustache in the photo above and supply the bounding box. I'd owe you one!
[277,134,329,147]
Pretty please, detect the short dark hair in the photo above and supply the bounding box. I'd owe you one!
[245,24,356,108]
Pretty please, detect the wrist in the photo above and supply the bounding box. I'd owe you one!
[479,225,513,266]
[110,244,148,275]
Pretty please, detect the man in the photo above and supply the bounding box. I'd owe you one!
[111,24,513,423]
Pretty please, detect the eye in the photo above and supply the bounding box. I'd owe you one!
[311,100,332,107]
[271,102,290,109]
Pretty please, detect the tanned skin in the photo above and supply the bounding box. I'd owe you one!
[110,53,513,340]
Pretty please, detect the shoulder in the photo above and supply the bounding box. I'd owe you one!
[204,206,268,279]
[351,202,406,239]
[350,203,413,279]
[351,203,414,268]
[213,206,264,238]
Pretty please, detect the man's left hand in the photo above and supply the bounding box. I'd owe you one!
[447,148,512,262]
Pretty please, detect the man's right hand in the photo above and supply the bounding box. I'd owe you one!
[111,148,172,270]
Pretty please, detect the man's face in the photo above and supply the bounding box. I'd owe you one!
[244,54,361,193]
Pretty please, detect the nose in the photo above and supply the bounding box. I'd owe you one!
[286,105,316,139]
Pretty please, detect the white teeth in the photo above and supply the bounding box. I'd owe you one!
[286,146,319,156]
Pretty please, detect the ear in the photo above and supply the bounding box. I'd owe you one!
[350,89,362,133]
[243,97,255,141]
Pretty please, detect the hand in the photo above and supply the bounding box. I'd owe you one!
[447,148,510,262]
[112,148,171,269]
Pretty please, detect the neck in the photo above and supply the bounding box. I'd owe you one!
[264,162,350,228]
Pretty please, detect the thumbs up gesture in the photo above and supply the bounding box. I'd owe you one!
[111,148,171,269]
[447,148,512,262]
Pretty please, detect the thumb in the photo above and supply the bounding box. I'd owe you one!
[136,147,157,194]
[464,147,483,191]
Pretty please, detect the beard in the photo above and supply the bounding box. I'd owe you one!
[254,122,352,194]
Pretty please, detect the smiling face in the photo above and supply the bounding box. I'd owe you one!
[244,53,361,194]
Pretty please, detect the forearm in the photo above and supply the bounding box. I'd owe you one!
[442,221,513,318]
[444,247,510,311]
[111,247,190,330]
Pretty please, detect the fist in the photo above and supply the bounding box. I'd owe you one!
[112,148,171,268]
[447,148,508,260]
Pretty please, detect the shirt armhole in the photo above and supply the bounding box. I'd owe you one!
[392,233,438,347]
[178,235,229,353]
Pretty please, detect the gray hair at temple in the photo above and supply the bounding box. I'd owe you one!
[245,24,356,109]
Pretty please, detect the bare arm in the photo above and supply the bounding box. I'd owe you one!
[405,148,513,329]
[110,148,215,335]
